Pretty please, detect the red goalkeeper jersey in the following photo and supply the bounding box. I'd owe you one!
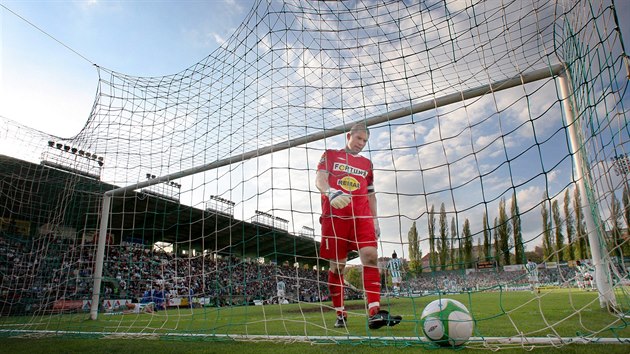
[317,149,374,218]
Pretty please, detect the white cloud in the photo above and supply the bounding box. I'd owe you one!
[212,32,227,46]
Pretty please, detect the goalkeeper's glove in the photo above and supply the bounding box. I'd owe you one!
[374,219,380,238]
[327,188,351,209]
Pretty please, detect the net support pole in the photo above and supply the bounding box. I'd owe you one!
[90,194,112,320]
[557,68,617,311]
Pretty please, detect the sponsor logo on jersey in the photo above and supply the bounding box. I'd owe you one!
[332,162,368,177]
[337,176,360,191]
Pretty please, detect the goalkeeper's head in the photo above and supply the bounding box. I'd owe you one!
[345,123,370,154]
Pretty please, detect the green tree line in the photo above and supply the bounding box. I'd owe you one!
[406,184,630,273]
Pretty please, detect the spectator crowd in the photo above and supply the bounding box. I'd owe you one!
[0,233,588,316]
[1,234,360,314]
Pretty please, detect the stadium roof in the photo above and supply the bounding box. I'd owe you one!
[0,154,322,266]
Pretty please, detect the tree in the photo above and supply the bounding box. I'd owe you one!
[407,222,422,274]
[552,199,564,262]
[524,247,544,263]
[463,218,473,268]
[428,205,437,271]
[573,186,589,260]
[511,191,524,264]
[344,266,362,290]
[438,203,449,270]
[497,197,511,265]
[541,194,553,259]
[623,183,630,230]
[476,237,482,263]
[493,217,500,264]
[450,217,458,269]
[563,189,575,261]
[482,211,491,260]
[623,183,630,255]
[610,194,625,260]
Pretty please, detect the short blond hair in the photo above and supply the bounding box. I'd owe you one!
[349,123,369,137]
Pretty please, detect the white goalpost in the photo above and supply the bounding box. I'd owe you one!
[557,70,617,311]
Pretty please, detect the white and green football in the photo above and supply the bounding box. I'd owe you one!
[420,298,474,347]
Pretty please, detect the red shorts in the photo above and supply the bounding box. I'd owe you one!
[319,216,377,260]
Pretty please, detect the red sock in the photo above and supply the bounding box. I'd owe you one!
[328,271,345,316]
[363,265,381,316]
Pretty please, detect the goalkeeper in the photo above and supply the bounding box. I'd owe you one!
[315,123,402,330]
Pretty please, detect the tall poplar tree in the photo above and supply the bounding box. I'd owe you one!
[552,199,564,262]
[623,183,630,228]
[463,218,473,268]
[450,217,458,269]
[563,189,575,261]
[541,194,553,258]
[610,194,624,260]
[511,192,524,264]
[428,205,437,271]
[573,187,589,259]
[498,197,511,265]
[493,217,500,264]
[476,237,482,263]
[407,221,422,273]
[483,211,490,260]
[623,183,630,254]
[439,203,449,270]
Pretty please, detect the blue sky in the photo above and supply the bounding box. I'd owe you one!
[2,0,627,137]
[1,1,629,261]
[1,0,250,136]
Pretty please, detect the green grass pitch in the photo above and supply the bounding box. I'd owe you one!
[1,288,629,352]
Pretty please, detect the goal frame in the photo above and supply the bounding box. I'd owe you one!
[89,62,617,321]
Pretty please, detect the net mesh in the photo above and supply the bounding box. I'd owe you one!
[1,0,629,349]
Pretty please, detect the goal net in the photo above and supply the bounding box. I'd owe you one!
[1,0,629,349]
